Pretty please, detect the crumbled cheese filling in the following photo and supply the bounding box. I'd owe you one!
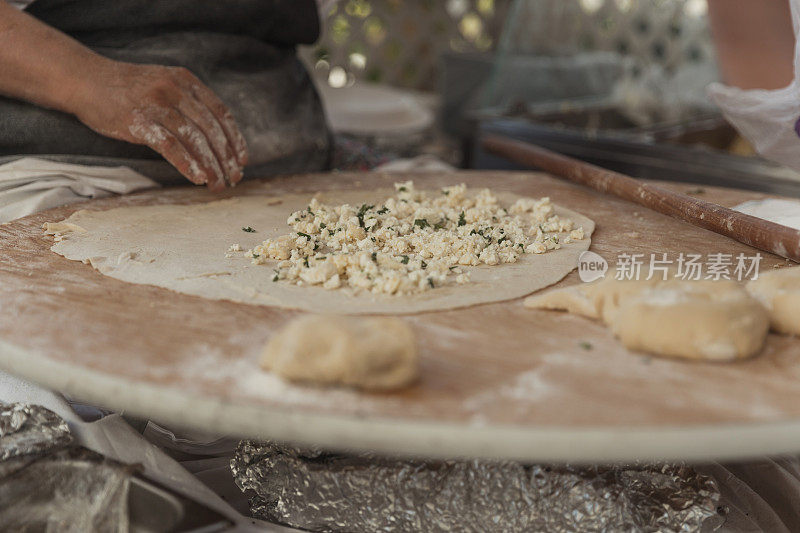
[241,181,584,295]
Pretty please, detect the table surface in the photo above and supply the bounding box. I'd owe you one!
[1,170,799,463]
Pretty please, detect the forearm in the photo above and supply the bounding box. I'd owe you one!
[707,0,794,90]
[0,1,108,113]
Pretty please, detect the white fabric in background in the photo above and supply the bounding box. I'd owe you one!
[707,0,800,174]
[734,199,800,231]
[374,155,455,173]
[0,157,158,223]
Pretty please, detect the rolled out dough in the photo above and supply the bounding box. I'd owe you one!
[747,266,800,336]
[525,276,770,361]
[44,188,594,314]
[262,315,418,390]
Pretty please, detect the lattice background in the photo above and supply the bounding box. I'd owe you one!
[302,0,716,90]
[503,0,716,76]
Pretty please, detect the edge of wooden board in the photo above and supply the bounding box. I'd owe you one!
[3,338,800,463]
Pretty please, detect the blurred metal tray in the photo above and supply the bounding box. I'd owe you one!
[467,101,800,198]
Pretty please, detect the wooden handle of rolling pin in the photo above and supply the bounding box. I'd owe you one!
[482,134,800,263]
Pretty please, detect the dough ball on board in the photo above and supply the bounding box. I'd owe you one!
[747,266,800,336]
[261,315,418,391]
[525,277,769,362]
[609,280,769,362]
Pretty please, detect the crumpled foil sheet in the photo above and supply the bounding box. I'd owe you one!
[0,402,134,532]
[0,402,72,461]
[232,440,723,532]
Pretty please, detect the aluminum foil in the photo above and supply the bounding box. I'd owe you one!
[232,440,723,532]
[0,402,133,532]
[0,401,72,461]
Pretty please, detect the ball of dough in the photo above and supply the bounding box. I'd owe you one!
[747,266,800,336]
[526,277,769,361]
[610,280,769,361]
[261,315,418,391]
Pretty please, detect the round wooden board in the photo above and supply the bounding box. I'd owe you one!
[2,171,800,463]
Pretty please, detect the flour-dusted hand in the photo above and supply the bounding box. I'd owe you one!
[67,61,248,192]
[0,3,249,191]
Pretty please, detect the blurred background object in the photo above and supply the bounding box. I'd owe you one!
[307,0,800,197]
[707,0,795,91]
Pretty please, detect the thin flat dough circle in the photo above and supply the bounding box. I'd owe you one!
[45,189,595,314]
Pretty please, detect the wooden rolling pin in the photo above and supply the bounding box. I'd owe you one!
[482,134,800,263]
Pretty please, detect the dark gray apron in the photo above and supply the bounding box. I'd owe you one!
[0,0,331,183]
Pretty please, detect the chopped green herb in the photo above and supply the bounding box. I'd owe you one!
[297,232,311,240]
[303,257,309,268]
[442,189,449,195]
[377,206,389,215]
[328,229,334,236]
[458,212,466,227]
[272,269,279,282]
[579,341,593,351]
[307,206,314,215]
[518,243,525,250]
[400,255,409,264]
[449,265,458,271]
[414,219,430,229]
[398,186,408,192]
[433,219,447,230]
[357,204,374,228]
[497,236,508,245]
[242,226,255,233]
[252,253,260,259]
[317,256,327,260]
[427,278,434,288]
[319,222,326,229]
[371,252,377,262]
[421,260,427,269]
[470,228,491,242]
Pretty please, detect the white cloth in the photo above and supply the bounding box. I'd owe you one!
[707,0,800,174]
[734,198,800,231]
[0,157,158,223]
[374,155,455,173]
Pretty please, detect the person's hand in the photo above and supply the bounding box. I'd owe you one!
[67,59,248,192]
